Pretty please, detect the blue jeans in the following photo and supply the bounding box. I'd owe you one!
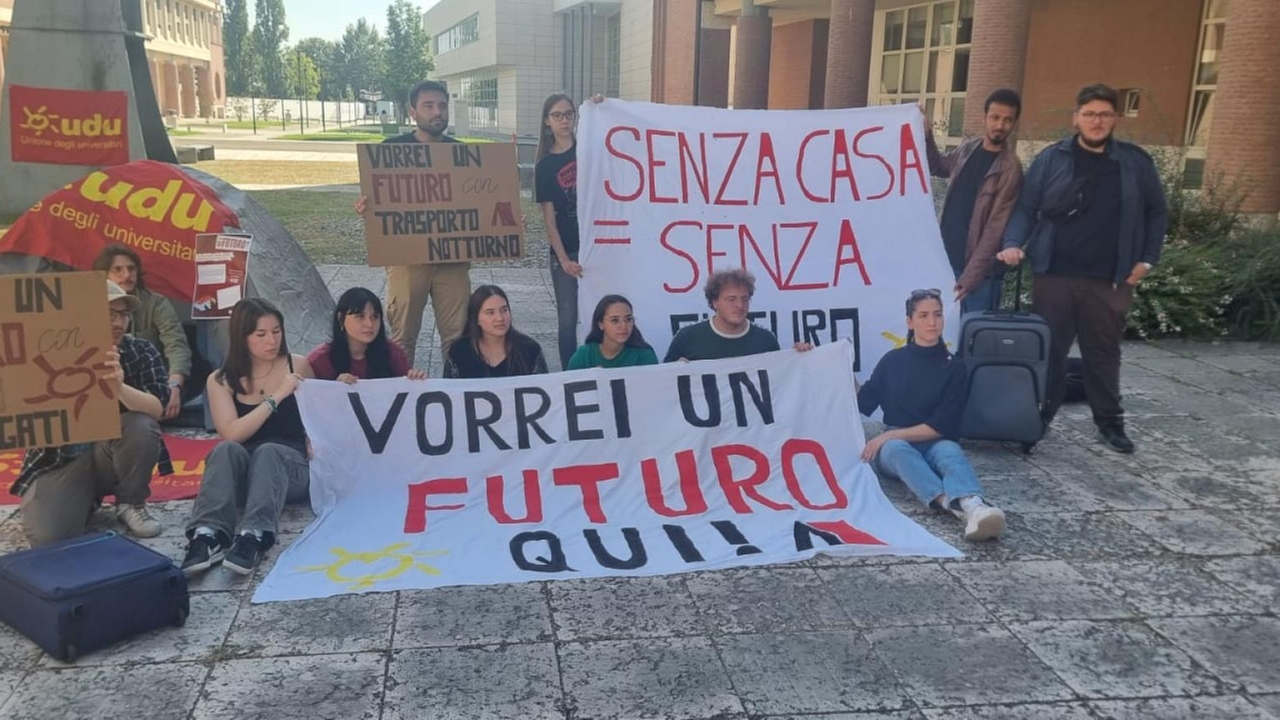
[961,275,1003,314]
[550,253,579,370]
[873,438,983,509]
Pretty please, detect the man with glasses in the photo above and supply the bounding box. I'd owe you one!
[12,280,171,545]
[997,84,1168,453]
[664,268,811,362]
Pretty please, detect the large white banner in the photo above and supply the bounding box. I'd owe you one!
[254,343,959,603]
[576,100,956,376]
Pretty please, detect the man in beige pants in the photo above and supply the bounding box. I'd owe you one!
[355,80,470,365]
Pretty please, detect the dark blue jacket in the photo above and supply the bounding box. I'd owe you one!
[1001,135,1168,284]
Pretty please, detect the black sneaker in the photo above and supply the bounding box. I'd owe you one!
[223,534,264,575]
[181,534,227,576]
[1098,422,1135,454]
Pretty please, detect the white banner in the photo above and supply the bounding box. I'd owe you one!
[254,343,958,603]
[576,100,957,376]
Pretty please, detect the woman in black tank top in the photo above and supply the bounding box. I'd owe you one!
[181,299,316,576]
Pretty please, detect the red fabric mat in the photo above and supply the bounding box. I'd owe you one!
[0,435,217,505]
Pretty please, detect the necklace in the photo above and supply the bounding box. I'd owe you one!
[250,359,278,395]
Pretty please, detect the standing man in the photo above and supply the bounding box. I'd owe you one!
[924,89,1024,313]
[12,280,171,545]
[998,84,1168,453]
[664,268,810,362]
[355,80,470,365]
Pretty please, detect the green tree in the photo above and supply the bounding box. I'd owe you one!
[222,0,253,95]
[383,0,433,122]
[340,19,387,102]
[284,48,321,100]
[295,37,343,101]
[252,0,289,97]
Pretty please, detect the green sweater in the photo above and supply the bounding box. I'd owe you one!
[566,343,660,370]
[662,320,780,362]
[131,287,192,377]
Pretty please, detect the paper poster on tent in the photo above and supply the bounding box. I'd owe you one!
[253,342,959,603]
[192,233,252,319]
[0,272,121,451]
[574,100,958,379]
[357,141,525,266]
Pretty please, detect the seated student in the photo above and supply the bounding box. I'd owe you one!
[857,289,1006,541]
[665,268,812,362]
[307,287,427,382]
[181,298,315,576]
[13,280,168,545]
[566,294,659,369]
[443,285,549,378]
[94,244,196,419]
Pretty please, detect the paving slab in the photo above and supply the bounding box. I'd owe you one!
[558,637,743,719]
[547,576,703,641]
[864,624,1074,708]
[1047,470,1191,511]
[0,662,206,720]
[1200,556,1280,610]
[1252,694,1280,717]
[1072,559,1265,617]
[0,671,22,714]
[815,564,993,628]
[1088,694,1278,720]
[193,653,384,720]
[714,631,910,715]
[1145,470,1280,509]
[384,644,563,720]
[1117,510,1271,556]
[0,626,38,673]
[223,593,395,657]
[1150,615,1280,694]
[1010,619,1223,699]
[686,567,854,634]
[395,583,553,648]
[921,702,1095,719]
[946,561,1134,622]
[1017,512,1169,561]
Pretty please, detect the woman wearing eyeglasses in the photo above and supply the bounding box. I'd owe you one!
[566,295,659,370]
[535,93,583,369]
[857,288,1006,541]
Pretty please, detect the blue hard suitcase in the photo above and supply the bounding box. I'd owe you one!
[0,531,189,662]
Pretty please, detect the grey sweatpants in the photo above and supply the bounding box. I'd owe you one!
[185,441,309,547]
[20,412,161,547]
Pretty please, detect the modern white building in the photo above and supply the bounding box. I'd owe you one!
[423,0,654,138]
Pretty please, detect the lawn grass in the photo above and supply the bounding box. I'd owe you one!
[166,128,199,136]
[190,159,359,186]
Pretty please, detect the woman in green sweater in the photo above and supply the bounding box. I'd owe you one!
[566,295,659,370]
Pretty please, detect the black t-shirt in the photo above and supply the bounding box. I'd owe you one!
[443,336,549,378]
[939,148,998,276]
[1051,142,1122,279]
[535,144,579,256]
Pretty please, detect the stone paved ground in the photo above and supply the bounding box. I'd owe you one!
[1,266,1278,719]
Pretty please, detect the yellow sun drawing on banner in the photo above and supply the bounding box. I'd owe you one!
[301,543,448,591]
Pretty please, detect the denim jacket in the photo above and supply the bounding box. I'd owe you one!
[1001,135,1169,285]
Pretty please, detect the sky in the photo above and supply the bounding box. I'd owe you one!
[275,0,442,43]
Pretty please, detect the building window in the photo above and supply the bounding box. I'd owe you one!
[872,0,973,141]
[606,12,621,98]
[458,74,499,130]
[1120,88,1141,118]
[435,13,480,55]
[1185,0,1227,148]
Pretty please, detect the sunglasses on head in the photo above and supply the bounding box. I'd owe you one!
[910,288,942,299]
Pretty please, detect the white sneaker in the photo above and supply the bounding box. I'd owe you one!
[963,504,1006,541]
[118,504,163,538]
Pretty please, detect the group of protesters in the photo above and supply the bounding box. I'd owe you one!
[12,76,1168,570]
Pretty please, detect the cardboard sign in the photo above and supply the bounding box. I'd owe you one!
[357,141,525,266]
[0,160,241,303]
[192,233,252,319]
[9,85,131,166]
[0,272,120,451]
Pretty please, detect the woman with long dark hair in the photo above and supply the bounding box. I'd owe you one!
[535,92,583,368]
[566,295,659,370]
[857,289,1006,541]
[307,287,427,382]
[443,285,548,378]
[181,298,315,576]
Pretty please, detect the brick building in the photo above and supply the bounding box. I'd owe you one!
[0,0,227,120]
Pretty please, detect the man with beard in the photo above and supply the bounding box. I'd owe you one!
[355,80,469,365]
[924,89,1024,313]
[998,84,1167,454]
[12,280,170,545]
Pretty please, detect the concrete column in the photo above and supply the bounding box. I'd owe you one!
[162,60,179,116]
[195,64,213,118]
[149,58,162,109]
[823,0,874,108]
[962,0,1031,135]
[179,63,196,118]
[731,2,772,110]
[1205,0,1280,216]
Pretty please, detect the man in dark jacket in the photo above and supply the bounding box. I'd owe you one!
[924,88,1024,313]
[998,84,1168,454]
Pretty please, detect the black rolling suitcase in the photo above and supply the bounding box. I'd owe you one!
[0,531,189,662]
[955,269,1050,449]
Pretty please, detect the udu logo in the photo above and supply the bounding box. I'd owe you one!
[19,105,123,138]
